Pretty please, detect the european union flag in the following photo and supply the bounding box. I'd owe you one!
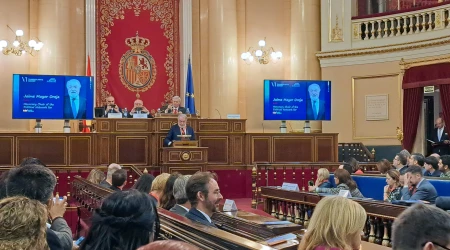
[185,56,196,114]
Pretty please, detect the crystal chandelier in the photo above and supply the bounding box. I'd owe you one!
[241,38,282,65]
[0,26,44,56]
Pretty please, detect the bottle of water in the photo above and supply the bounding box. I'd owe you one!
[186,108,190,115]
[123,108,128,118]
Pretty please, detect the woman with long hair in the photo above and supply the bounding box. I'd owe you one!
[309,169,364,198]
[160,172,181,210]
[0,196,49,250]
[384,169,401,202]
[298,196,367,250]
[80,189,159,250]
[314,168,333,188]
[133,173,155,194]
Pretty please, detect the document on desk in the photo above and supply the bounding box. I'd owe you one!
[261,221,292,225]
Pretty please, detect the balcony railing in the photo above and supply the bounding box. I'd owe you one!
[353,4,450,40]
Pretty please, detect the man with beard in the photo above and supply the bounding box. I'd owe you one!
[185,172,223,227]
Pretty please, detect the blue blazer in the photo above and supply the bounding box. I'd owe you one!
[318,181,333,189]
[185,208,216,228]
[163,124,195,147]
[401,178,438,204]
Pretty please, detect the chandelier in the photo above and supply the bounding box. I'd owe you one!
[241,38,282,65]
[0,26,43,56]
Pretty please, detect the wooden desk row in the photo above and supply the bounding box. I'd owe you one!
[260,186,406,247]
[0,118,338,168]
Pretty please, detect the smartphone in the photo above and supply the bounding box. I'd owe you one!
[308,180,314,186]
[52,197,64,204]
[75,236,85,246]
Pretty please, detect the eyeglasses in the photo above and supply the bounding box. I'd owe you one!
[421,242,450,250]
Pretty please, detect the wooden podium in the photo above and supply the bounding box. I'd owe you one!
[161,140,208,174]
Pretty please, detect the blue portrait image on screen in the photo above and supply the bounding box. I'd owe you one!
[12,74,94,120]
[264,80,331,121]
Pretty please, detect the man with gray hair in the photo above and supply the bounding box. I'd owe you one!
[63,78,87,119]
[306,83,326,120]
[163,114,196,147]
[169,175,192,216]
[100,163,122,188]
[164,96,187,114]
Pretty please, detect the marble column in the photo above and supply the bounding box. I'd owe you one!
[290,0,322,132]
[208,0,239,118]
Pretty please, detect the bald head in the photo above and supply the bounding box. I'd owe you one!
[436,118,444,129]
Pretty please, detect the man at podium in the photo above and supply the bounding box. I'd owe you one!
[164,114,195,147]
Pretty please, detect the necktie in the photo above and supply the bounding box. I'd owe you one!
[174,108,178,114]
[71,98,78,118]
[312,100,318,119]
[181,128,185,135]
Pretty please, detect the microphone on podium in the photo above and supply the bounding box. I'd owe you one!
[262,122,265,133]
[215,109,222,119]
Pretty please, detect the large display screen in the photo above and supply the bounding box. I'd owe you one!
[264,80,331,121]
[12,74,94,120]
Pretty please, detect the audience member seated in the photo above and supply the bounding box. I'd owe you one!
[430,153,441,161]
[399,149,411,159]
[133,173,155,194]
[19,156,47,167]
[5,164,72,250]
[160,172,181,210]
[314,168,333,188]
[408,153,425,174]
[137,240,200,250]
[185,172,223,227]
[110,169,127,191]
[384,169,402,202]
[80,190,159,250]
[392,203,450,250]
[377,158,393,174]
[130,99,153,118]
[439,155,450,178]
[347,157,363,174]
[86,169,106,185]
[309,169,364,198]
[423,156,442,177]
[100,163,121,189]
[170,175,192,216]
[436,196,450,211]
[0,171,9,199]
[401,165,438,204]
[394,153,409,175]
[0,196,50,250]
[298,196,367,250]
[338,163,353,175]
[150,173,170,206]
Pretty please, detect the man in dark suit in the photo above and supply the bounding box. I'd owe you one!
[306,83,326,120]
[185,172,223,227]
[164,114,195,147]
[63,79,87,119]
[109,169,127,191]
[401,165,438,204]
[169,175,192,216]
[162,96,187,114]
[104,96,122,116]
[431,118,450,155]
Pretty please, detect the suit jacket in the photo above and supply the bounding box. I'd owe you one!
[46,228,63,250]
[431,127,450,155]
[51,218,73,250]
[424,170,442,177]
[169,204,189,217]
[306,99,326,120]
[401,178,438,204]
[185,208,217,228]
[163,124,195,147]
[64,96,87,119]
[162,106,187,114]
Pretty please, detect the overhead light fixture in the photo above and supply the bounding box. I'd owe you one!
[241,38,282,65]
[0,25,43,56]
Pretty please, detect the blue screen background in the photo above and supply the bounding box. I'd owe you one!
[12,74,94,119]
[264,80,331,121]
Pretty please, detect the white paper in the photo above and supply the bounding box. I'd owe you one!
[281,182,299,192]
[107,113,122,118]
[338,190,352,198]
[427,139,436,143]
[223,199,237,211]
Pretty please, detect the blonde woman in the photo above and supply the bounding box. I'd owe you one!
[150,173,170,206]
[0,196,49,250]
[314,168,333,188]
[86,169,106,184]
[298,196,367,250]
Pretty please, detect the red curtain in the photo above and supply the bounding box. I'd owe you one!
[96,0,180,112]
[403,63,450,89]
[402,88,423,151]
[440,84,450,126]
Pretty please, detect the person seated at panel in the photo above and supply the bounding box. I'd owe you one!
[170,175,192,216]
[401,165,438,204]
[0,196,50,250]
[137,240,200,250]
[377,158,394,174]
[130,99,153,118]
[308,169,364,198]
[150,173,170,206]
[314,168,333,189]
[80,190,159,250]
[104,96,122,116]
[160,172,182,210]
[162,96,187,114]
[439,155,450,178]
[392,203,450,250]
[423,156,442,177]
[409,153,425,174]
[163,114,196,147]
[185,172,223,227]
[384,169,402,202]
[431,117,450,155]
[99,163,122,189]
[305,83,326,120]
[110,169,127,191]
[64,79,87,119]
[86,169,106,185]
[298,196,367,250]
